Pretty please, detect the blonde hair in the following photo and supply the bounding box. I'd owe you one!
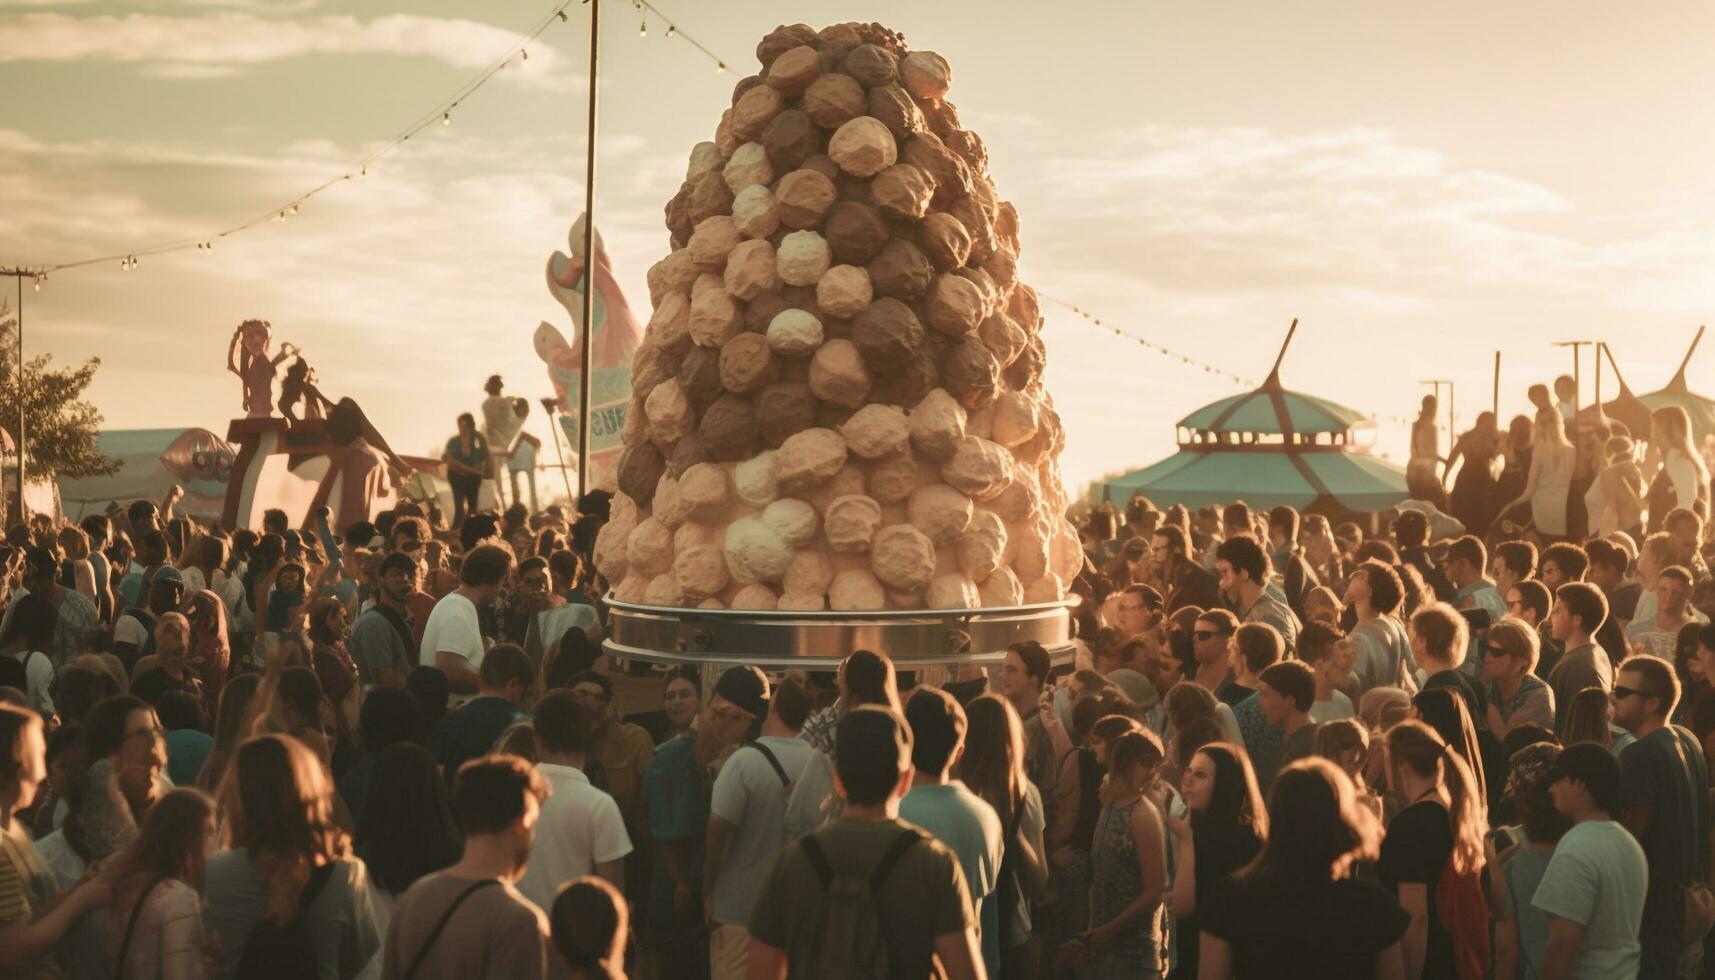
[1534,408,1572,452]
[1653,406,1709,483]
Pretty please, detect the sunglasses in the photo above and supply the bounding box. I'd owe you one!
[1192,630,1228,641]
[1611,685,1659,701]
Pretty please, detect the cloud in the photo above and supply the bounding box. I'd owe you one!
[0,11,566,83]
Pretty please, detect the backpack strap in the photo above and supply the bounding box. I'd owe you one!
[750,741,790,787]
[798,834,834,890]
[869,828,924,892]
[402,879,501,980]
[114,876,165,980]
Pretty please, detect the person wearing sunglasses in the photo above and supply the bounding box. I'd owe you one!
[1480,619,1554,742]
[1188,610,1240,704]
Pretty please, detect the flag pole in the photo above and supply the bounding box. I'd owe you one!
[575,0,600,505]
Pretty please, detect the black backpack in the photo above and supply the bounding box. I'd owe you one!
[791,827,924,980]
[234,862,336,980]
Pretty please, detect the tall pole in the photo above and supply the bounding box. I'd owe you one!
[1492,351,1500,418]
[1553,340,1591,424]
[576,0,600,506]
[12,274,21,525]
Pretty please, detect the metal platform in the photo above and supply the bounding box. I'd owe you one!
[603,595,1076,668]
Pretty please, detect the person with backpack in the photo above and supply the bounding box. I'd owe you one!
[900,688,1004,978]
[747,705,984,980]
[1381,720,1490,980]
[91,788,217,979]
[703,676,813,980]
[381,754,553,980]
[1610,653,1713,979]
[204,733,380,980]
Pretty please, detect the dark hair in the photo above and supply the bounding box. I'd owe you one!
[905,688,967,776]
[1259,661,1315,713]
[1511,580,1552,622]
[1556,582,1608,636]
[357,743,461,895]
[772,676,811,730]
[1109,728,1165,784]
[453,754,549,836]
[1584,539,1627,577]
[1171,716,1224,769]
[1658,565,1694,591]
[1502,725,1558,759]
[128,499,159,525]
[460,544,514,588]
[305,596,346,645]
[517,556,548,578]
[1195,608,1239,636]
[1494,540,1538,580]
[1387,720,1487,874]
[1238,758,1379,884]
[1296,621,1345,664]
[1391,510,1429,547]
[1541,543,1589,581]
[479,644,536,691]
[834,706,911,807]
[843,650,899,711]
[1412,686,1488,800]
[1234,623,1284,675]
[460,515,502,552]
[155,691,205,733]
[85,694,150,760]
[1554,741,1624,816]
[222,734,349,924]
[1008,641,1050,687]
[1618,654,1681,720]
[1153,525,1189,557]
[567,670,613,702]
[1214,534,1268,584]
[551,877,628,975]
[1354,559,1404,615]
[1447,535,1486,571]
[1267,505,1299,541]
[198,674,261,791]
[664,664,702,696]
[547,549,581,584]
[55,667,118,724]
[0,593,55,651]
[534,690,592,756]
[406,667,450,730]
[277,667,324,723]
[1190,742,1268,853]
[357,687,425,752]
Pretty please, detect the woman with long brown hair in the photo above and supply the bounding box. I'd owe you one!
[203,734,379,979]
[1165,742,1265,980]
[196,674,261,793]
[955,694,1049,978]
[1380,720,1489,980]
[94,788,217,979]
[1196,758,1405,978]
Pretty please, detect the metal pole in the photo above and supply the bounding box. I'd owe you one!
[13,274,22,525]
[1553,340,1591,423]
[575,0,599,506]
[542,397,576,509]
[1492,351,1500,418]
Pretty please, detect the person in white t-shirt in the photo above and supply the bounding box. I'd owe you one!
[518,690,632,912]
[419,544,513,695]
[1534,742,1648,980]
[704,677,815,980]
[1299,621,1356,724]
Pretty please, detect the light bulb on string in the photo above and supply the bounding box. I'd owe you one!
[639,19,647,36]
[665,24,674,37]
[716,61,727,73]
[556,10,567,21]
[442,110,451,126]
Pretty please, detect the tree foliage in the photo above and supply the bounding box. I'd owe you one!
[0,299,119,479]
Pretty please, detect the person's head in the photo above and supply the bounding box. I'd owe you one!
[1506,743,1571,844]
[1506,579,1551,628]
[1391,510,1429,550]
[1256,661,1315,726]
[547,549,581,591]
[1213,534,1269,597]
[955,694,1027,816]
[1583,538,1628,591]
[1652,405,1698,456]
[145,566,185,616]
[1108,728,1166,792]
[1266,505,1300,550]
[840,649,900,711]
[1550,582,1607,643]
[0,704,44,819]
[1411,687,1487,795]
[1302,586,1342,625]
[551,877,628,979]
[770,676,811,732]
[905,687,967,780]
[85,694,165,780]
[833,706,914,808]
[459,544,515,600]
[1492,540,1538,594]
[221,734,347,921]
[1360,686,1413,733]
[662,665,702,729]
[1562,687,1616,747]
[477,644,537,704]
[1151,525,1190,568]
[357,686,424,753]
[566,670,614,724]
[707,665,769,746]
[453,754,549,875]
[1000,641,1050,703]
[1297,621,1355,689]
[1667,508,1705,560]
[1343,559,1404,615]
[1442,535,1487,588]
[1548,741,1624,820]
[155,690,205,733]
[484,374,504,397]
[0,593,55,654]
[1238,758,1381,884]
[1482,618,1541,683]
[1311,717,1370,780]
[457,412,477,435]
[1230,622,1283,682]
[533,690,592,759]
[1192,609,1239,668]
[1657,565,1694,619]
[80,514,111,551]
[1385,720,1486,874]
[1539,543,1588,590]
[273,561,305,595]
[377,552,420,605]
[305,597,349,646]
[1533,406,1572,451]
[1409,602,1468,672]
[355,742,461,896]
[1115,584,1162,637]
[115,788,217,888]
[1639,531,1674,583]
[1181,741,1266,834]
[1611,655,1680,735]
[1221,502,1255,538]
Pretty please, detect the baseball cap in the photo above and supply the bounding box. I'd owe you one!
[712,665,769,719]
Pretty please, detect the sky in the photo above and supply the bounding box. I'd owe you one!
[6,0,1715,501]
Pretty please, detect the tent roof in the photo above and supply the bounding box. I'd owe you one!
[1103,447,1408,513]
[1178,386,1371,435]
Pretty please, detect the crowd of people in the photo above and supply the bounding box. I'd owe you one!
[0,395,1709,979]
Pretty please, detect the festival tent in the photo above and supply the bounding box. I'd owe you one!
[1101,322,1409,515]
[57,427,233,521]
[1636,326,1715,442]
[1576,342,1655,439]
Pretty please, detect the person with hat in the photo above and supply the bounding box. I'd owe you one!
[113,563,185,673]
[1491,743,1571,980]
[642,665,768,978]
[1535,742,1648,979]
[349,550,418,687]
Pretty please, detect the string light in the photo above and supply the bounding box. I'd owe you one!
[21,0,733,276]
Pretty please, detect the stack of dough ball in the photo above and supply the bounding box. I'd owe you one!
[604,21,1078,611]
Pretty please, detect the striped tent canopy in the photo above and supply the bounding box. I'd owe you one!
[1103,320,1409,515]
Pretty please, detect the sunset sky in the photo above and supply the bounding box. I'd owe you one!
[7,0,1715,499]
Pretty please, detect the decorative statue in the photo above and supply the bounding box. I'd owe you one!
[275,348,413,483]
[225,319,291,418]
[534,213,644,490]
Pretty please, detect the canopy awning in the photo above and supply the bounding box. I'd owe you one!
[1103,447,1409,513]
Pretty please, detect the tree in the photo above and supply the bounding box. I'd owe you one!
[0,299,119,481]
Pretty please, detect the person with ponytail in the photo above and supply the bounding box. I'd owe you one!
[551,876,628,980]
[1381,720,1490,980]
[1196,758,1405,978]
